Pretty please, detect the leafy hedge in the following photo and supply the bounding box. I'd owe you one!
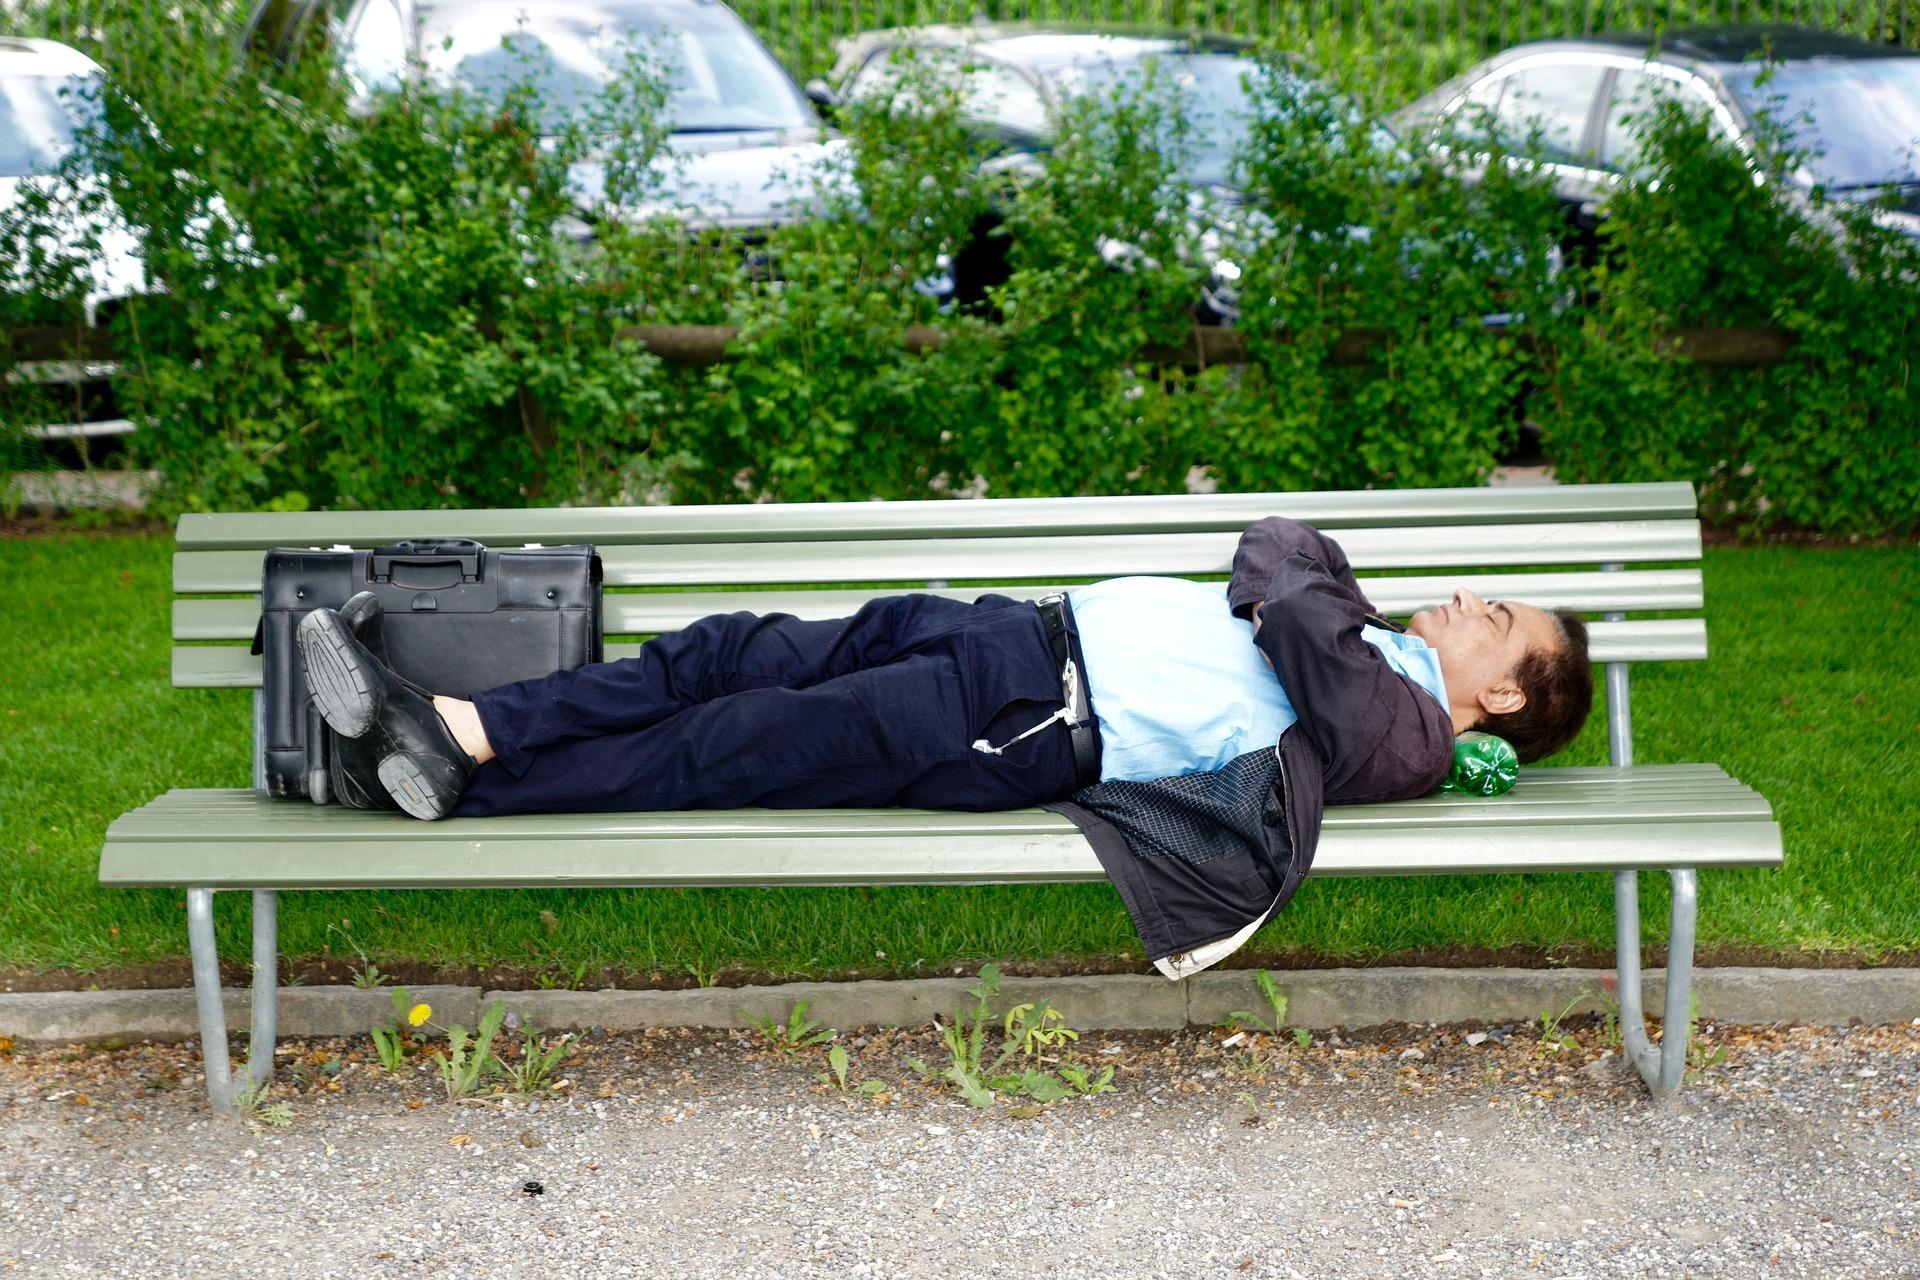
[1542,101,1920,534]
[2,1,1916,534]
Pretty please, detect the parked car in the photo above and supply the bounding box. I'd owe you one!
[828,25,1547,326]
[244,0,851,230]
[2,36,245,451]
[1391,24,1920,253]
[0,37,144,328]
[828,25,1306,321]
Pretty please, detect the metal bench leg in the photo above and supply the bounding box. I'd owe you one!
[246,889,279,1092]
[1599,583,1701,1099]
[1613,867,1700,1098]
[186,888,236,1114]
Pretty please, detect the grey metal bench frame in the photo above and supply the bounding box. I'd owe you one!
[102,481,1782,1111]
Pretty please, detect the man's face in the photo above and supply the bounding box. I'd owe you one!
[1406,588,1562,715]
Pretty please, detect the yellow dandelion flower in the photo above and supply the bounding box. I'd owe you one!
[408,1003,432,1027]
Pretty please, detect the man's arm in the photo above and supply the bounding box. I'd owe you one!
[1227,517,1376,621]
[1250,549,1453,801]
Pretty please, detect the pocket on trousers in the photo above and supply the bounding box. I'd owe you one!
[958,625,1067,743]
[971,696,1065,764]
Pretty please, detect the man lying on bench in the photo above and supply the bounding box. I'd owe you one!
[295,516,1594,977]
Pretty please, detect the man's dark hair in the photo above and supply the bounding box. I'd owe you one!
[1477,611,1593,763]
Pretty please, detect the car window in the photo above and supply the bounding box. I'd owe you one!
[0,73,103,177]
[845,45,902,102]
[1491,63,1608,164]
[1719,58,1920,190]
[1600,69,1677,171]
[417,1,814,134]
[844,46,1046,140]
[957,59,1046,138]
[846,44,964,110]
[344,0,408,93]
[1434,73,1506,148]
[1049,53,1272,189]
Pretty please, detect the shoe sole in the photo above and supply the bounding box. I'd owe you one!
[299,608,377,739]
[378,752,457,821]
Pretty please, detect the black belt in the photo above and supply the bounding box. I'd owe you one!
[1036,594,1101,789]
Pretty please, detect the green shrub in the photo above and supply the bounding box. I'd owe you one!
[3,3,1914,534]
[980,65,1222,498]
[1536,97,1920,536]
[1218,64,1569,492]
[667,65,1001,503]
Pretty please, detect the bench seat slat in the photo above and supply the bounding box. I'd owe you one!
[171,570,1707,640]
[172,521,1704,593]
[100,767,1780,888]
[173,483,1703,550]
[97,825,1782,887]
[126,762,1737,808]
[100,812,1782,888]
[107,787,1774,836]
[129,780,1757,823]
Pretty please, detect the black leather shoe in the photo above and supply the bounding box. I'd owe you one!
[299,604,476,820]
[328,592,399,812]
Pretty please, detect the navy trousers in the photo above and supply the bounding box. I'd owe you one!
[453,593,1082,817]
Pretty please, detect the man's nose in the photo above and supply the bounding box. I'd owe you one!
[1452,588,1486,615]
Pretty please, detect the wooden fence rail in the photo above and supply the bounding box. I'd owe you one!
[5,322,1795,369]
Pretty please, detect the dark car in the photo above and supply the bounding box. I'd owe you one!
[829,25,1358,321]
[245,0,850,229]
[1391,25,1920,251]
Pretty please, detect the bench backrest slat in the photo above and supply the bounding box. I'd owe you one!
[170,617,1707,689]
[166,484,1708,692]
[173,519,1700,594]
[171,569,1704,640]
[173,482,1701,549]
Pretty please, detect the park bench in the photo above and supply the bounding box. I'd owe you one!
[100,480,1782,1111]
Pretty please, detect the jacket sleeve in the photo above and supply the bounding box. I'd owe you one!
[1252,549,1454,802]
[1227,517,1374,621]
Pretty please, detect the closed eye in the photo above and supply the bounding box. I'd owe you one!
[1495,603,1513,634]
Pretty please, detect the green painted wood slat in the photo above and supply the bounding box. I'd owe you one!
[173,483,1703,550]
[168,618,1711,688]
[173,520,1704,594]
[104,785,1777,841]
[171,570,1709,640]
[99,810,1782,888]
[128,763,1739,811]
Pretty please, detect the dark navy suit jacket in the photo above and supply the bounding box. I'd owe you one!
[1048,518,1454,978]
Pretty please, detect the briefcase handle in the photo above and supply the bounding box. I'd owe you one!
[370,539,484,583]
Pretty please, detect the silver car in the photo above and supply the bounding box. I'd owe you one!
[246,0,852,229]
[1,37,145,328]
[1392,25,1920,245]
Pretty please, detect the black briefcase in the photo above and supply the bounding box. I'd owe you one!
[254,539,602,801]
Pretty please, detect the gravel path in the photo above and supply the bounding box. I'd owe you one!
[1,1017,1915,1278]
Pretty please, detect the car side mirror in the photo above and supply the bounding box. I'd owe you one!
[804,78,840,118]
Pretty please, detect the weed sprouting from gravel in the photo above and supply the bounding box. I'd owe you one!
[744,1001,837,1058]
[905,965,1120,1109]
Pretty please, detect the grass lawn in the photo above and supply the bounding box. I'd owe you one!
[1,530,1914,985]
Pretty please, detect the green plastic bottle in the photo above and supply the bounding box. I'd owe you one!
[1443,731,1521,797]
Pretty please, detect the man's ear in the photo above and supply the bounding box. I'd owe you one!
[1477,678,1526,718]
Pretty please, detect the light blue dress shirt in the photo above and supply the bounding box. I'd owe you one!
[1067,577,1450,783]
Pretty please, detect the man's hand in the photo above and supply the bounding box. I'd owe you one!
[1251,603,1272,669]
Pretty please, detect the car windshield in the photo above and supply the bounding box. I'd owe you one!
[1046,54,1391,188]
[416,1,815,135]
[0,72,103,177]
[1044,53,1257,187]
[1718,58,1920,190]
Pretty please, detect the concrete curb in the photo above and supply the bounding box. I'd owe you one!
[1,967,1915,1045]
[0,985,482,1045]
